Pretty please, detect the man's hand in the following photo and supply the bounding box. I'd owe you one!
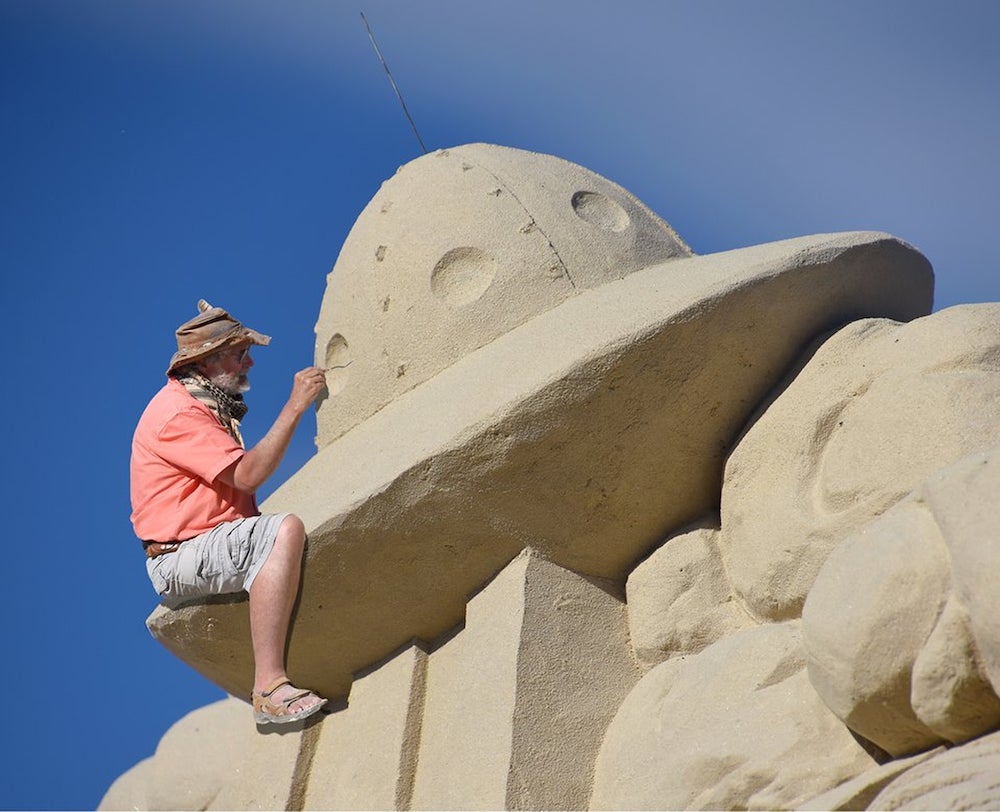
[222,364,329,494]
[287,366,328,415]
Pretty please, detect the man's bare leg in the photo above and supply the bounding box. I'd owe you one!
[248,514,324,713]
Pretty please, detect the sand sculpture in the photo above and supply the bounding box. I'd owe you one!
[102,144,1000,811]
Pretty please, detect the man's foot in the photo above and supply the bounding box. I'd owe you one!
[252,677,328,725]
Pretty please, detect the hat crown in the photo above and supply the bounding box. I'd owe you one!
[166,300,271,375]
[175,300,243,351]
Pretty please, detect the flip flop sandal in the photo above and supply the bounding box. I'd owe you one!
[252,677,328,725]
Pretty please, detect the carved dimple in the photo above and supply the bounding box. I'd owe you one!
[324,334,352,395]
[430,247,497,308]
[571,191,630,232]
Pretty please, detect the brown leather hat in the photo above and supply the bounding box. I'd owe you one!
[166,299,271,375]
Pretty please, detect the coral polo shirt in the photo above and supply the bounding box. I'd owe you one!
[130,378,258,542]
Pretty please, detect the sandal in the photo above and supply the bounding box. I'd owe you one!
[252,677,328,725]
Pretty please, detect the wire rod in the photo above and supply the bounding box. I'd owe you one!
[360,11,428,154]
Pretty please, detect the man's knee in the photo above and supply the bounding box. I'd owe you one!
[276,513,306,550]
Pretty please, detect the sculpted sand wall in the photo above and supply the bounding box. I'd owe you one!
[595,303,1000,809]
[103,145,1000,811]
[720,304,1000,623]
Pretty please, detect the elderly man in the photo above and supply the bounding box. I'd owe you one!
[130,300,328,726]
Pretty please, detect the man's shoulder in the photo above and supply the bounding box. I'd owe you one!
[142,378,193,411]
[136,379,210,433]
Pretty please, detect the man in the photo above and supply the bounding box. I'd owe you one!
[130,299,328,726]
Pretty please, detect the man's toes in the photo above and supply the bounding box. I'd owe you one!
[291,691,320,712]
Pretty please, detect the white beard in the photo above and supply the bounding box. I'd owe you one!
[211,370,250,397]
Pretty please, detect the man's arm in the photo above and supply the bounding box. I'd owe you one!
[218,366,327,493]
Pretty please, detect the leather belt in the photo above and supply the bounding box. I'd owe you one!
[143,541,182,559]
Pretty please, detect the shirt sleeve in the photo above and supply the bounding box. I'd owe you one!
[155,403,245,485]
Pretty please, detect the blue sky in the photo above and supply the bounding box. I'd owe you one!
[2,1,998,809]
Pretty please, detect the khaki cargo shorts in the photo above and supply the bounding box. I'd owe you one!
[146,513,289,609]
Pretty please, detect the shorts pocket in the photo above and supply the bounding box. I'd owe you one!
[146,558,170,596]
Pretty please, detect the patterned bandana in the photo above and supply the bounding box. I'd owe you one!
[178,371,248,448]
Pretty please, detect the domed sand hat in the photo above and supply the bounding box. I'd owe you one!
[166,299,271,375]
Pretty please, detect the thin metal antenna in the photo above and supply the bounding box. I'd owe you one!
[360,11,428,154]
